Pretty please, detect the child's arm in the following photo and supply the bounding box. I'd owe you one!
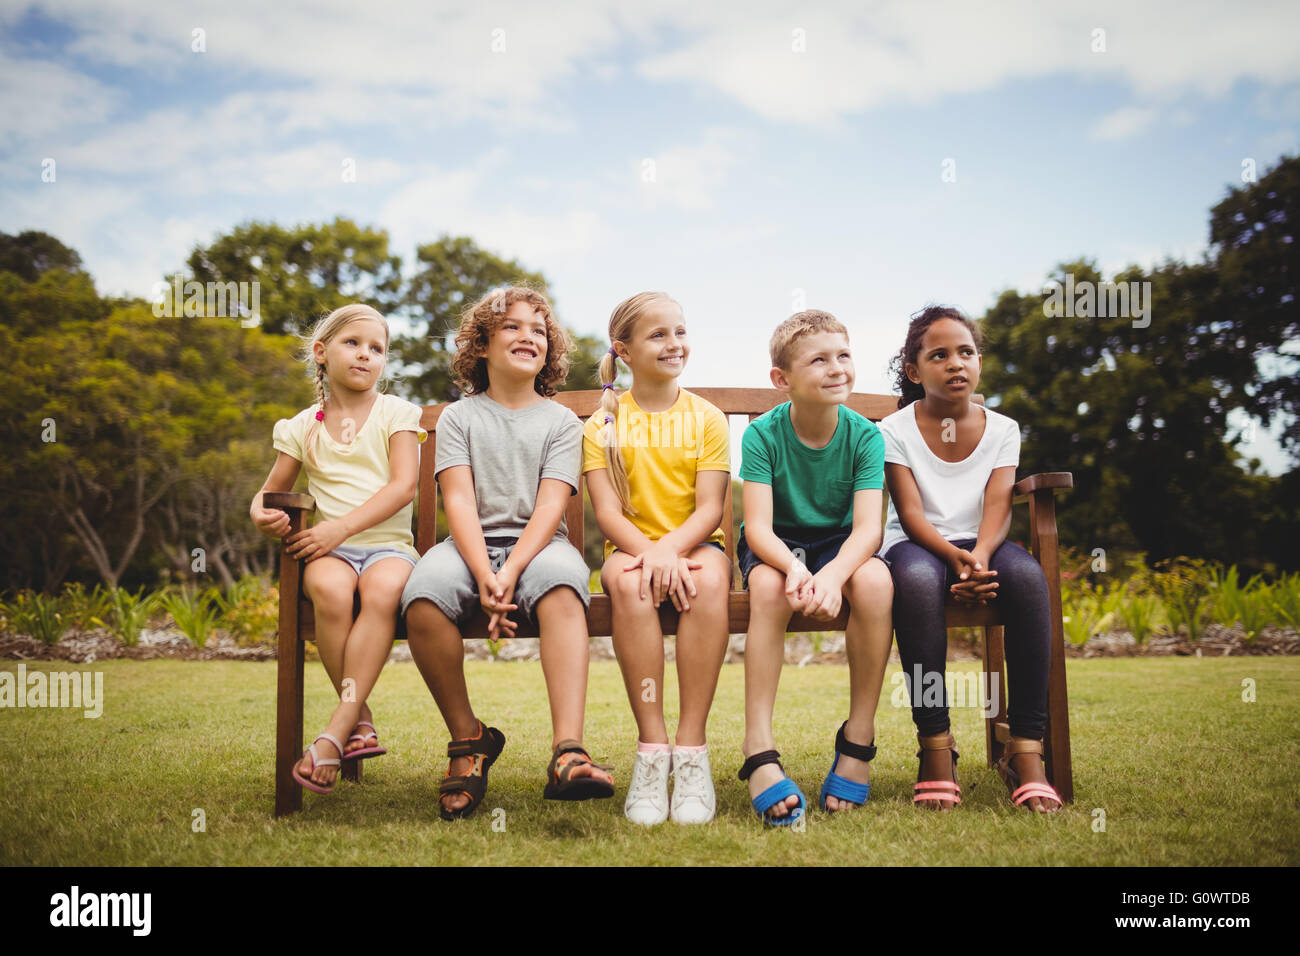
[950,465,1016,604]
[587,468,655,555]
[440,464,517,638]
[885,462,996,604]
[491,476,572,635]
[804,488,884,620]
[626,470,729,608]
[741,480,817,614]
[250,453,304,539]
[282,432,420,563]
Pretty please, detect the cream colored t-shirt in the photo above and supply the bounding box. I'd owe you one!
[582,388,731,557]
[272,393,427,558]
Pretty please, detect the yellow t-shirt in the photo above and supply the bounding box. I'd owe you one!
[581,388,731,556]
[272,393,428,558]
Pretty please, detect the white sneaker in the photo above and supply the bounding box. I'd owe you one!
[670,747,716,824]
[624,748,671,825]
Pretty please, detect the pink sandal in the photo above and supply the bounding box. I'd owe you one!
[996,737,1063,811]
[913,732,962,807]
[291,732,344,795]
[343,720,387,762]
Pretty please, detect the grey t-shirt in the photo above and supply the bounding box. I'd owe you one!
[434,392,581,541]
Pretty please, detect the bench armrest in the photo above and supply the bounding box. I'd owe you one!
[1013,472,1072,502]
[262,491,317,517]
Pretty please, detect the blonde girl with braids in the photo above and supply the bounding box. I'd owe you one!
[251,304,426,796]
[581,291,733,825]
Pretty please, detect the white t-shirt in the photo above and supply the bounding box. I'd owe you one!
[878,402,1020,556]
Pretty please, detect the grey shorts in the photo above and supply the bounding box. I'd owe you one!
[400,537,591,623]
[327,544,417,576]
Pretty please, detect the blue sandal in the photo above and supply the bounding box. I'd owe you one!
[738,750,806,826]
[820,721,876,811]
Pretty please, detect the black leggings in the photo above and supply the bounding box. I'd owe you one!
[885,538,1050,740]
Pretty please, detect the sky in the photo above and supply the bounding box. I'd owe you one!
[3,0,1298,471]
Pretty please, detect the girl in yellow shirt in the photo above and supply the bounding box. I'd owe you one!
[582,291,732,825]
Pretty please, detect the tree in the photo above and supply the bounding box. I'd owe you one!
[1208,155,1300,457]
[979,258,1292,569]
[186,218,403,336]
[395,235,607,402]
[0,230,83,282]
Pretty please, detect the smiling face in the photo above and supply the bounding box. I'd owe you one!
[484,299,549,383]
[616,301,689,382]
[906,317,982,400]
[773,330,854,407]
[315,316,388,392]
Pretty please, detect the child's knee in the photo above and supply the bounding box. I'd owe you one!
[747,565,787,610]
[607,565,652,605]
[847,559,892,604]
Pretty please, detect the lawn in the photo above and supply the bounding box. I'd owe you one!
[1,656,1297,866]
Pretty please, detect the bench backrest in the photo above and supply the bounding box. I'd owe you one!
[416,387,979,583]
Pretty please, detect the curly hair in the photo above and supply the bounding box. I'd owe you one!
[451,286,572,397]
[889,305,983,409]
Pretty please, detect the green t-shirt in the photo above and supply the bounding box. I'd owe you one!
[739,403,884,534]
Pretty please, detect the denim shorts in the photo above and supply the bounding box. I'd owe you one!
[736,527,850,588]
[326,544,417,576]
[400,536,591,623]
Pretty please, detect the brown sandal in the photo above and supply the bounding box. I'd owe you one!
[913,731,961,808]
[439,720,506,821]
[542,740,614,801]
[995,737,1063,812]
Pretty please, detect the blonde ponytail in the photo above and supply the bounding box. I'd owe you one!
[599,347,634,514]
[298,303,390,469]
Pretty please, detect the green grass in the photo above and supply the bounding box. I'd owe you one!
[2,657,1297,865]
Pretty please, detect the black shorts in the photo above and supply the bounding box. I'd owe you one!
[736,527,851,588]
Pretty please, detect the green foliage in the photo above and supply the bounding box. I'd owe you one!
[159,586,222,649]
[186,217,403,336]
[1117,593,1166,645]
[1061,589,1114,646]
[0,230,83,282]
[1153,558,1213,641]
[1271,573,1300,631]
[1210,566,1273,643]
[104,587,161,647]
[59,582,114,632]
[216,575,279,646]
[6,591,65,645]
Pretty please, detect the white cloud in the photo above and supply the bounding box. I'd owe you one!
[1091,106,1158,141]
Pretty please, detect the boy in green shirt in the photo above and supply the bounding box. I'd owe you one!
[736,310,894,824]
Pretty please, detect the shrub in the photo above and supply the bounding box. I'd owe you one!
[7,591,65,645]
[216,575,279,646]
[104,587,161,647]
[159,587,222,649]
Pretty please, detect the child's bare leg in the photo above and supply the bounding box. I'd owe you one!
[673,545,732,747]
[536,587,612,786]
[298,557,357,785]
[603,552,668,745]
[742,563,797,818]
[406,597,480,814]
[825,557,894,811]
[324,558,406,757]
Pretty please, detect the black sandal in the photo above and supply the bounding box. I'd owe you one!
[439,720,506,821]
[542,740,614,801]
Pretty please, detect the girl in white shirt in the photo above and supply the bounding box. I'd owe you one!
[880,306,1062,814]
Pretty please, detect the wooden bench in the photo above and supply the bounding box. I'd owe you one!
[268,387,1074,817]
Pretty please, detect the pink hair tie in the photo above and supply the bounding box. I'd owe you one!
[315,410,325,421]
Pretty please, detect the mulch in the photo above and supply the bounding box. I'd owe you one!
[2,623,1295,665]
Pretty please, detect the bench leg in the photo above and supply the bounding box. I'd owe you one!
[274,628,305,816]
[982,625,1008,769]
